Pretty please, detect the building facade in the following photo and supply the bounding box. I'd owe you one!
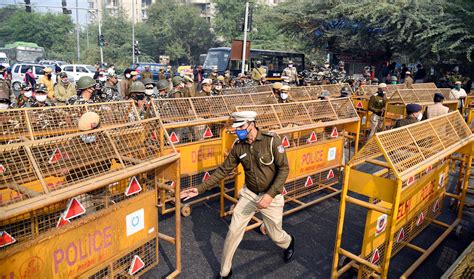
[87,0,156,23]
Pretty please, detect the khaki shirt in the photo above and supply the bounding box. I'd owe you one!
[141,71,153,80]
[394,115,418,128]
[54,82,76,102]
[251,67,267,81]
[368,93,387,116]
[404,76,414,89]
[197,129,289,198]
[195,90,211,97]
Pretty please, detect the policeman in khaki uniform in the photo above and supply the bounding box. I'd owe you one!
[251,60,267,83]
[180,111,295,279]
[278,85,292,103]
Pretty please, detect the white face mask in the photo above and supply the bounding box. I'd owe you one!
[35,95,47,102]
[125,73,131,79]
[145,89,154,96]
[0,103,9,110]
[98,76,106,82]
[288,64,293,68]
[417,113,423,121]
[24,91,33,98]
[280,93,289,100]
[215,85,222,91]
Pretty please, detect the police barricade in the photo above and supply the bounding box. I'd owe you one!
[382,88,458,130]
[0,117,182,278]
[331,112,473,278]
[0,100,139,144]
[464,94,474,119]
[412,82,438,89]
[151,93,278,216]
[352,85,406,139]
[222,85,273,95]
[218,98,360,229]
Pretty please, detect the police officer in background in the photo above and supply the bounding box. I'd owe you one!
[282,60,299,85]
[425,92,449,119]
[67,76,97,105]
[368,83,388,137]
[143,78,157,98]
[395,103,423,128]
[16,83,34,108]
[31,84,53,107]
[99,73,121,102]
[156,79,170,98]
[196,78,213,97]
[278,85,292,103]
[251,60,267,83]
[180,111,295,279]
[55,72,76,105]
[169,76,186,98]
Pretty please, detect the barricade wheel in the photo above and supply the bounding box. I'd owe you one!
[181,205,192,217]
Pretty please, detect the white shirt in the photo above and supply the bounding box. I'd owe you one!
[449,88,467,100]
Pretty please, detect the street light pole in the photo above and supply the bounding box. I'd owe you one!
[98,14,104,65]
[241,2,249,75]
[132,0,135,64]
[75,0,80,62]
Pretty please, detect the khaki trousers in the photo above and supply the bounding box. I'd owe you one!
[220,187,291,276]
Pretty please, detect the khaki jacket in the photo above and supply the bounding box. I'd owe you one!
[54,82,76,102]
[425,103,449,119]
[197,129,289,198]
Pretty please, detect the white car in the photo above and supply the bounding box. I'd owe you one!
[10,63,55,91]
[61,64,96,80]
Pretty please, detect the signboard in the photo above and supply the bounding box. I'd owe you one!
[231,39,250,61]
[286,138,344,180]
[360,162,449,258]
[0,191,157,278]
[168,140,223,175]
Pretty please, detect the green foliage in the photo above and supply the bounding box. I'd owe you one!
[0,6,76,61]
[275,0,474,64]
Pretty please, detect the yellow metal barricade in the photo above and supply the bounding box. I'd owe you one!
[412,82,437,89]
[0,100,139,143]
[383,89,458,130]
[332,112,473,278]
[152,93,279,216]
[222,85,272,95]
[218,98,360,229]
[0,117,182,278]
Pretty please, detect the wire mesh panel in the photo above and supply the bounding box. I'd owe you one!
[236,98,359,130]
[320,84,345,97]
[191,96,230,119]
[390,89,454,104]
[222,88,243,95]
[152,98,196,123]
[0,101,139,142]
[0,117,178,216]
[349,112,472,180]
[412,82,437,89]
[249,92,278,105]
[288,87,311,101]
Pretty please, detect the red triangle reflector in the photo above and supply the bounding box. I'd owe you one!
[471,100,474,106]
[203,127,213,138]
[0,164,5,174]
[425,165,433,174]
[202,172,210,182]
[396,228,405,243]
[48,148,63,164]
[125,176,142,196]
[407,176,415,186]
[56,213,71,228]
[356,101,364,108]
[281,136,290,148]
[330,127,339,138]
[64,197,86,220]
[151,131,158,141]
[416,212,424,226]
[281,187,288,195]
[306,131,317,144]
[304,176,314,187]
[370,248,380,264]
[128,255,145,275]
[327,169,335,180]
[169,132,180,144]
[0,231,16,248]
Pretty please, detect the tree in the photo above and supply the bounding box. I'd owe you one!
[0,7,76,61]
[275,0,474,65]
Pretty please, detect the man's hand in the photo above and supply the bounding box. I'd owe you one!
[180,187,199,201]
[257,194,273,209]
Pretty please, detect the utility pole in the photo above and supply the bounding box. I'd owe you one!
[241,2,249,75]
[132,0,136,64]
[98,15,104,65]
[75,0,80,62]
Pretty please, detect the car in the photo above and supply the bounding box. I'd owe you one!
[10,63,56,91]
[61,64,96,80]
[131,63,167,80]
[39,60,66,66]
[0,52,10,68]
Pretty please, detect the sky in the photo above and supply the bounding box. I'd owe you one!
[2,0,89,25]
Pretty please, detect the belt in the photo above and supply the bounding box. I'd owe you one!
[247,187,266,195]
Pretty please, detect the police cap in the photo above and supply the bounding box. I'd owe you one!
[406,103,422,114]
[78,112,100,131]
[231,111,257,128]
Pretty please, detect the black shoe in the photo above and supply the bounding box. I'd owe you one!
[216,269,232,279]
[284,234,295,263]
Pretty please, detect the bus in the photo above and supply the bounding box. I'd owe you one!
[0,41,45,64]
[203,47,305,81]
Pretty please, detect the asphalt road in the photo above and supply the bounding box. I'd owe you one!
[144,169,473,279]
